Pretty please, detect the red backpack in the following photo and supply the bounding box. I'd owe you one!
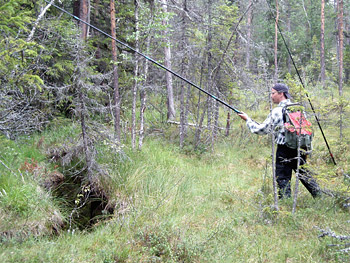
[282,104,313,150]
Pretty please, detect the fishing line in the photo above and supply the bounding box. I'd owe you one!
[43,0,242,114]
[265,0,337,165]
[43,1,335,164]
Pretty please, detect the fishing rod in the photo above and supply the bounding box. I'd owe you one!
[265,0,337,165]
[43,0,242,114]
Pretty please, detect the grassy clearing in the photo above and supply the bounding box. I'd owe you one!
[1,123,350,263]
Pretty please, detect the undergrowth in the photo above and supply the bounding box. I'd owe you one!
[1,117,350,262]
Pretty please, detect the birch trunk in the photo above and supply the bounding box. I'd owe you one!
[139,1,154,149]
[27,0,55,41]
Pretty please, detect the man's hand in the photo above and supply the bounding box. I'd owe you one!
[237,112,249,121]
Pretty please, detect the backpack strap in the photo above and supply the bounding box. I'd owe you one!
[282,103,299,123]
[282,105,287,123]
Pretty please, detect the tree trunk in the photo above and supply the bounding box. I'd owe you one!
[338,0,344,141]
[292,118,302,214]
[179,0,189,148]
[286,1,292,74]
[27,0,54,41]
[270,91,279,212]
[110,0,121,143]
[212,86,219,143]
[320,0,326,87]
[92,0,101,60]
[338,0,344,96]
[78,85,93,181]
[207,0,213,141]
[274,0,279,81]
[246,0,252,69]
[161,0,176,121]
[225,111,230,137]
[194,54,206,149]
[131,0,139,149]
[139,1,154,150]
[80,0,90,39]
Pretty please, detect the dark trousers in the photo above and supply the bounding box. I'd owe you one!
[275,144,320,198]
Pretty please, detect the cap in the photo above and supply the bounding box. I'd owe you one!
[272,83,292,99]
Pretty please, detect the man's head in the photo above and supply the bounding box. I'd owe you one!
[271,83,291,104]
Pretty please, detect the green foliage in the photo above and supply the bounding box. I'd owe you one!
[0,135,64,240]
[1,126,350,262]
[0,11,45,92]
[136,224,197,262]
[1,0,350,261]
[0,0,33,35]
[0,38,44,89]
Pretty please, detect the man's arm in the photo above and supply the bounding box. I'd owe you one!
[238,112,273,135]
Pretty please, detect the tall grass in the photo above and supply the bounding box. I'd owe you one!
[1,118,350,262]
[0,135,64,241]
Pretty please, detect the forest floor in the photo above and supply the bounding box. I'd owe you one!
[1,123,350,262]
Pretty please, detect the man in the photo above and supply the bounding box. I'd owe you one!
[238,83,320,198]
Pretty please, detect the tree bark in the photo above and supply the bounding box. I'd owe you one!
[80,0,90,40]
[292,118,302,214]
[225,111,230,137]
[274,0,279,81]
[286,1,292,74]
[212,86,219,143]
[78,84,93,180]
[131,0,139,149]
[207,0,213,141]
[194,54,206,149]
[320,0,326,87]
[338,0,344,141]
[27,0,55,42]
[179,0,189,148]
[269,87,279,212]
[246,0,252,69]
[338,0,344,96]
[139,1,154,150]
[110,0,121,143]
[161,0,176,121]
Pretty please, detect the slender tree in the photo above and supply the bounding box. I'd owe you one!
[320,0,326,87]
[286,0,292,73]
[338,0,344,141]
[131,0,140,149]
[27,0,54,42]
[206,0,214,141]
[246,0,252,69]
[161,0,176,121]
[139,0,154,150]
[110,0,121,142]
[274,0,279,81]
[338,0,344,96]
[179,0,190,148]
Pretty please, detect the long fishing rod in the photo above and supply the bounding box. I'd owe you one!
[265,0,337,165]
[44,0,242,114]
